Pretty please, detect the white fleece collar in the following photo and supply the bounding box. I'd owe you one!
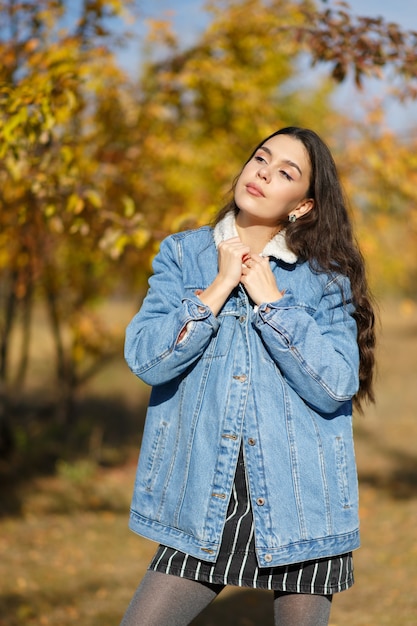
[213,211,298,264]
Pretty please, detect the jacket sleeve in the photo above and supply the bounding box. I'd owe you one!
[124,235,220,386]
[254,275,359,414]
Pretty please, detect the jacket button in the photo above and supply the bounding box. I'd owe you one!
[232,374,247,382]
[264,554,272,563]
[239,315,246,323]
[256,497,265,506]
[197,306,206,313]
[248,438,256,446]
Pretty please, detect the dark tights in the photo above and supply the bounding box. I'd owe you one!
[120,570,333,626]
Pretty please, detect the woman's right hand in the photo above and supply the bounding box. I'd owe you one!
[197,237,250,316]
[217,236,251,289]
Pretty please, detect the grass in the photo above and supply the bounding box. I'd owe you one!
[1,299,417,625]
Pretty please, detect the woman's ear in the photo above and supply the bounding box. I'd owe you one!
[295,198,314,219]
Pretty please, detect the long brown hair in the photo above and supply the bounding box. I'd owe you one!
[214,127,376,411]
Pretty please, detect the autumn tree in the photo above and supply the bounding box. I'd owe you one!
[0,0,142,440]
[335,109,417,296]
[122,0,341,241]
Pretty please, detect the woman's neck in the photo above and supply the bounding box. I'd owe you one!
[235,214,280,255]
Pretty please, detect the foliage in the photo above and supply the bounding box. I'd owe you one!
[337,110,417,296]
[1,0,417,452]
[297,1,417,97]
[0,0,143,430]
[124,0,340,240]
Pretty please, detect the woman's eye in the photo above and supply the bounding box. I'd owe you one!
[280,170,293,181]
[254,155,266,163]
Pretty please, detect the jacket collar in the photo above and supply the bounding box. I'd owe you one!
[213,211,298,264]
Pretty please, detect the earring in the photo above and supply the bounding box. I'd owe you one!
[288,214,297,223]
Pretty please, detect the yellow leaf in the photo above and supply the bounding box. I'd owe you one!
[84,189,102,208]
[132,228,150,249]
[67,194,85,214]
[122,195,136,217]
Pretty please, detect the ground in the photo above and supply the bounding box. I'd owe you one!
[1,300,416,625]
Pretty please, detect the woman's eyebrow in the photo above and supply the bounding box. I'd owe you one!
[259,145,303,177]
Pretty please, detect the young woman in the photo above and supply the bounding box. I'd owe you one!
[121,127,376,626]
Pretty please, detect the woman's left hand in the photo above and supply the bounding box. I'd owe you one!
[240,254,283,305]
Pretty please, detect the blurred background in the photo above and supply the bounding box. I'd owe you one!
[0,1,416,624]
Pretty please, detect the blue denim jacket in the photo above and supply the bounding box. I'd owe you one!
[125,215,360,567]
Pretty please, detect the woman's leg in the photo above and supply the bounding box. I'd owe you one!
[119,570,224,626]
[273,591,333,626]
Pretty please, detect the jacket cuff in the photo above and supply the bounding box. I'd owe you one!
[182,296,220,329]
[257,290,299,317]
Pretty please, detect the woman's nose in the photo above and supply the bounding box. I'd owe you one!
[257,165,270,183]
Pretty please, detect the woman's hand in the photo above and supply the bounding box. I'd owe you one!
[198,237,250,316]
[240,254,283,306]
[199,239,282,315]
[217,236,251,289]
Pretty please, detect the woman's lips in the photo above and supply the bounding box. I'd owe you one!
[246,183,265,197]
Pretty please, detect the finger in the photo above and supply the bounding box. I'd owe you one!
[250,253,268,264]
[223,236,241,243]
[220,241,250,255]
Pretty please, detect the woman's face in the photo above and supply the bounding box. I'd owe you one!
[234,134,314,227]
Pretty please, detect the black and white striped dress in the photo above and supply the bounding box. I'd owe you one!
[149,447,354,594]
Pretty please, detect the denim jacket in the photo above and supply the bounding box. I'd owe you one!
[125,212,360,567]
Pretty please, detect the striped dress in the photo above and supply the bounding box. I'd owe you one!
[149,446,354,594]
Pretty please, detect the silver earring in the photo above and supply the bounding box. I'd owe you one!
[288,214,297,223]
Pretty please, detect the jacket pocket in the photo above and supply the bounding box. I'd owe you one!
[144,421,169,493]
[334,436,351,509]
